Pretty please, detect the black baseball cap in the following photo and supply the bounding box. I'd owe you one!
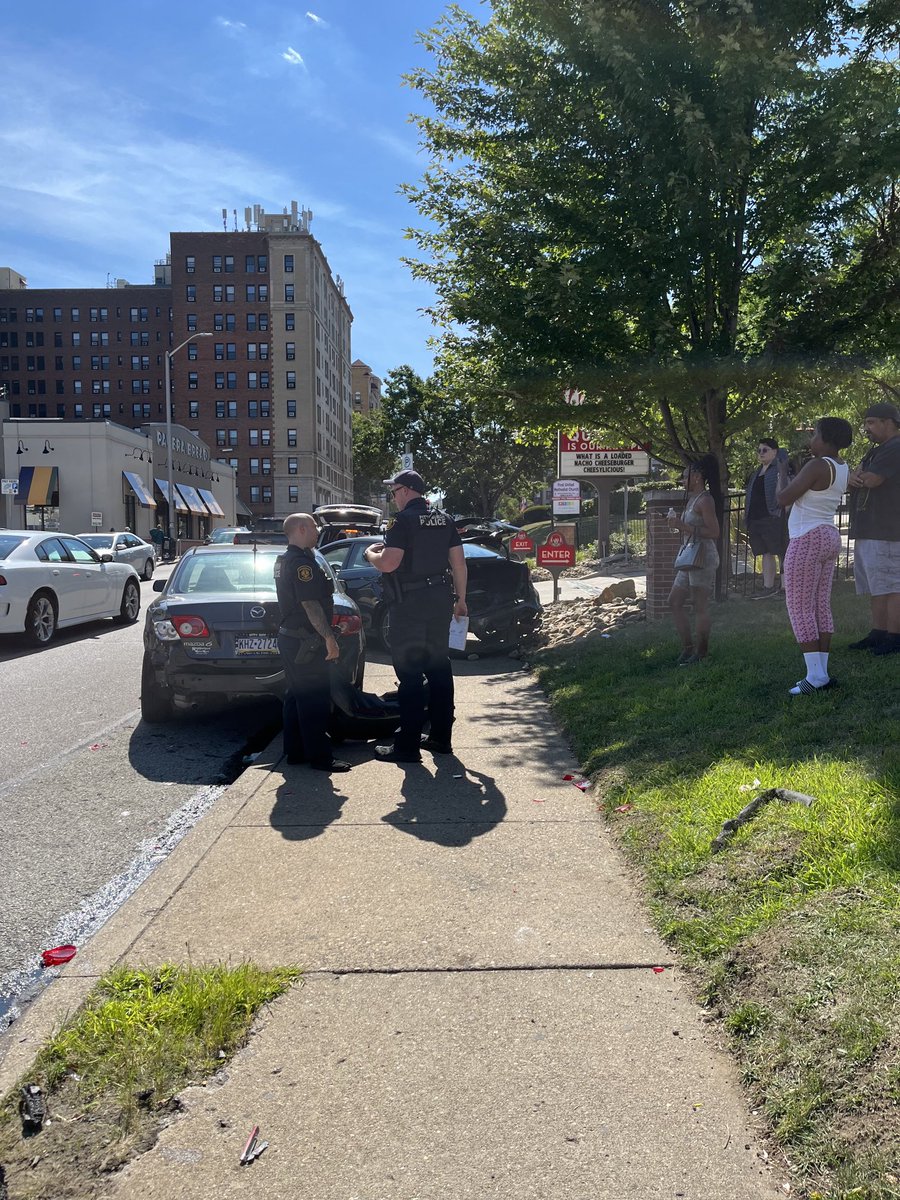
[865,401,900,425]
[384,469,427,494]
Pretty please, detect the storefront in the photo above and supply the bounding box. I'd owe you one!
[1,417,237,538]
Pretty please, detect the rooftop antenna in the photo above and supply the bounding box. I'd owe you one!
[233,208,238,231]
[244,206,252,230]
[221,207,227,231]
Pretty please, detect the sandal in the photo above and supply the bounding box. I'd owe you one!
[789,678,837,695]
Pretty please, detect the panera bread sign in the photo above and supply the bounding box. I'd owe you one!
[154,427,210,462]
[558,430,649,477]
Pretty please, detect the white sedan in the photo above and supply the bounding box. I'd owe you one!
[77,531,156,580]
[0,530,142,647]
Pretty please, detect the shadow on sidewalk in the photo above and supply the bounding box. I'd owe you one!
[269,772,351,840]
[381,762,507,847]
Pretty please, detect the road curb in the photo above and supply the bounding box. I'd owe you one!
[0,737,283,1097]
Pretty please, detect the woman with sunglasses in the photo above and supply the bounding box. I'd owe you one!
[775,417,853,694]
[745,439,790,598]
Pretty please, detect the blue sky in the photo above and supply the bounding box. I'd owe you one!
[0,0,483,382]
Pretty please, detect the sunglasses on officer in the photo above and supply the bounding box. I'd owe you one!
[387,485,406,499]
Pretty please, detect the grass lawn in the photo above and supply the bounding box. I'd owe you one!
[533,578,900,1200]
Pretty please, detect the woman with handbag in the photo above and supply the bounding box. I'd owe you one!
[745,438,790,597]
[667,454,722,665]
[774,417,853,694]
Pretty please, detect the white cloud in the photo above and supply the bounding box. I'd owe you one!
[306,12,327,25]
[215,17,247,33]
[281,46,305,67]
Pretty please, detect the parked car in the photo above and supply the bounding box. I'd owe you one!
[455,517,524,537]
[77,531,156,579]
[0,530,141,647]
[314,503,384,547]
[140,543,365,722]
[204,526,250,545]
[319,535,542,650]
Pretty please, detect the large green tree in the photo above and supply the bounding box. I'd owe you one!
[403,0,900,481]
[353,363,554,516]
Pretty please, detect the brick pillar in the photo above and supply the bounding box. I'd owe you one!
[645,490,683,620]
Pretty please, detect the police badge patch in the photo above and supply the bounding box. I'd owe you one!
[297,565,314,582]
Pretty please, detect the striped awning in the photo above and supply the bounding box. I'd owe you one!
[197,487,226,518]
[122,471,157,509]
[15,466,59,506]
[155,477,188,514]
[175,483,207,516]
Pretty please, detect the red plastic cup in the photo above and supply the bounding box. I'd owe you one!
[40,944,77,967]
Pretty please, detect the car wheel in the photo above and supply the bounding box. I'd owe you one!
[115,579,141,624]
[376,606,391,650]
[140,655,173,723]
[24,591,57,647]
[142,558,154,581]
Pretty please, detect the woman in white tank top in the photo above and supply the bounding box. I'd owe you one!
[774,417,854,694]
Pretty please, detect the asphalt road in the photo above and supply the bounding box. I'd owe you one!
[0,568,281,1027]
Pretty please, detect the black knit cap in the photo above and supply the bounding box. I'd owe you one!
[865,401,900,425]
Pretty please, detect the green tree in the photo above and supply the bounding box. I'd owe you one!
[358,363,555,515]
[403,0,900,483]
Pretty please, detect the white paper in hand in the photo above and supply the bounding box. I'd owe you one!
[448,616,469,651]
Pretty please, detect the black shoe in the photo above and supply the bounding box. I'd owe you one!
[310,760,352,773]
[375,744,422,764]
[420,735,453,755]
[848,630,884,650]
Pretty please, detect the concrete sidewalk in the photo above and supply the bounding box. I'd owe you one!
[0,653,780,1199]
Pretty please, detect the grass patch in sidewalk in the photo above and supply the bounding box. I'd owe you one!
[0,962,299,1199]
[533,580,900,1200]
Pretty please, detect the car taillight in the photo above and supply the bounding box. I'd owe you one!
[332,612,361,636]
[0,575,6,585]
[174,615,211,638]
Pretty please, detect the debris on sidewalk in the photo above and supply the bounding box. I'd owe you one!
[525,594,646,650]
[239,1124,268,1165]
[40,944,76,967]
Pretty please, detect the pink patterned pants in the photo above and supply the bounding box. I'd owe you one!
[784,524,841,644]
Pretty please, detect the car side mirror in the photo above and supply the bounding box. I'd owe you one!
[152,579,166,592]
[100,552,113,563]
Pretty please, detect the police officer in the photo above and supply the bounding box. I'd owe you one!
[365,471,468,764]
[275,513,351,773]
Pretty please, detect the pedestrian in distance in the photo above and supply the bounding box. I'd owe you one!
[667,454,722,666]
[745,438,790,598]
[274,513,351,773]
[774,416,853,694]
[364,470,468,764]
[847,395,900,656]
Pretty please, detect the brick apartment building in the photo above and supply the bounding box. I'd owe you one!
[0,203,355,521]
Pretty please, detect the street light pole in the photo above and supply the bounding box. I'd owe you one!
[164,332,212,549]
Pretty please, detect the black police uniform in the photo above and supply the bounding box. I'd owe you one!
[274,544,335,767]
[383,498,462,758]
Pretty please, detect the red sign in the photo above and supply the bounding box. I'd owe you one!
[510,533,534,554]
[537,531,575,569]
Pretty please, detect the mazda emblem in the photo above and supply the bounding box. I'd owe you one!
[249,606,266,618]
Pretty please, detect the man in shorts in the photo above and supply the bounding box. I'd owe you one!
[848,398,900,656]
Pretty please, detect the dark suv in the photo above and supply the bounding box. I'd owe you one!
[140,544,364,721]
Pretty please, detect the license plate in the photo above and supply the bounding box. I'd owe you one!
[234,635,278,655]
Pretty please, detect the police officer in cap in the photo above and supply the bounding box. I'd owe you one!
[275,512,351,773]
[365,470,468,764]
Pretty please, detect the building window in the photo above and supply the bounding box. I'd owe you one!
[285,312,295,331]
[215,400,226,417]
[258,255,267,273]
[285,341,295,361]
[262,485,272,504]
[185,255,196,273]
[286,371,296,389]
[261,428,271,445]
[289,485,298,504]
[246,285,256,302]
[226,343,236,360]
[226,371,237,389]
[213,254,222,273]
[215,372,225,389]
[53,307,63,322]
[227,400,237,417]
[248,400,259,418]
[74,403,84,418]
[224,255,234,273]
[284,254,294,273]
[71,332,81,347]
[250,486,261,503]
[260,399,271,417]
[247,343,258,360]
[259,371,269,389]
[186,285,196,302]
[216,429,226,446]
[287,428,297,447]
[258,284,268,301]
[189,400,200,419]
[287,400,297,418]
[228,429,238,447]
[188,371,198,389]
[187,341,198,360]
[249,429,260,446]
[288,457,298,475]
[215,343,225,360]
[262,458,272,475]
[225,313,236,331]
[245,254,256,273]
[73,380,83,395]
[213,285,224,303]
[214,313,224,331]
[248,372,258,389]
[246,313,257,332]
[284,284,294,302]
[249,458,260,475]
[71,307,80,322]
